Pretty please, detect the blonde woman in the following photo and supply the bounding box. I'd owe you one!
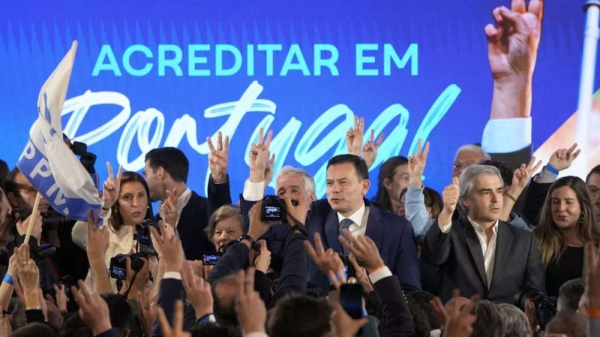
[533,176,600,297]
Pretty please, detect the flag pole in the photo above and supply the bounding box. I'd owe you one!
[576,0,600,175]
[23,192,41,244]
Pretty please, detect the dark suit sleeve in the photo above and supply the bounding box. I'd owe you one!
[394,221,421,293]
[151,278,184,337]
[522,232,546,294]
[239,194,258,233]
[207,174,233,217]
[207,242,250,284]
[522,179,552,226]
[374,276,416,337]
[269,232,308,308]
[254,270,273,304]
[424,220,452,266]
[490,145,531,169]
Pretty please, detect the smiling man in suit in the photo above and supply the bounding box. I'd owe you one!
[307,154,420,294]
[425,165,545,304]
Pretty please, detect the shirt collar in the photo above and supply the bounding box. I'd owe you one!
[337,203,366,227]
[177,188,192,214]
[467,216,498,235]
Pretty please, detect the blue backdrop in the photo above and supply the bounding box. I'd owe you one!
[0,0,592,201]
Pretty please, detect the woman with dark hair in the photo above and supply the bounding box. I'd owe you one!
[373,156,409,214]
[532,176,600,297]
[72,169,155,292]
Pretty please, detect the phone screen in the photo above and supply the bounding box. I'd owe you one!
[110,266,126,280]
[202,253,222,265]
[340,283,363,319]
[263,206,282,219]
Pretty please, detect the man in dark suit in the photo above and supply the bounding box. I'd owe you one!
[144,147,231,260]
[425,164,545,304]
[307,154,420,294]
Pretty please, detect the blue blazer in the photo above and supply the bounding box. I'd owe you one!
[307,199,421,294]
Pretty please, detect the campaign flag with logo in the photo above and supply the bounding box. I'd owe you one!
[16,41,103,221]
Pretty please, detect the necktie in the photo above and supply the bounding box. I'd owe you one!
[339,218,353,256]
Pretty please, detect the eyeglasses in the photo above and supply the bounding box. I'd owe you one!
[588,186,600,197]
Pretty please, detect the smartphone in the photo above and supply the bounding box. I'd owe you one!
[340,283,363,319]
[202,253,222,266]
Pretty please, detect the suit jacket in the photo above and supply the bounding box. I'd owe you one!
[490,145,531,171]
[149,277,199,335]
[424,217,545,304]
[374,275,416,337]
[164,179,231,261]
[307,199,421,294]
[239,195,287,274]
[522,177,553,226]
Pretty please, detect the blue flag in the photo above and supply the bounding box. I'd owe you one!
[17,41,103,221]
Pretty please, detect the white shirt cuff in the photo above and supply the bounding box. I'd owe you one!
[243,179,265,201]
[482,117,531,153]
[439,221,452,233]
[163,271,182,280]
[244,332,269,337]
[368,266,392,284]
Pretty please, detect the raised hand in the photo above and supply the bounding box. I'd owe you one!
[548,143,581,172]
[339,229,385,272]
[247,201,273,241]
[443,177,460,215]
[346,116,365,156]
[348,254,374,293]
[87,210,110,259]
[253,240,272,273]
[120,256,150,299]
[512,157,542,189]
[331,301,369,337]
[102,162,123,209]
[137,290,156,337]
[72,281,112,336]
[235,268,267,334]
[408,139,430,188]
[151,220,175,258]
[263,153,276,187]
[249,128,273,183]
[53,284,69,312]
[443,291,479,337]
[283,194,309,227]
[16,244,39,295]
[485,0,544,80]
[151,227,185,273]
[207,131,230,184]
[181,261,213,320]
[160,188,179,228]
[362,129,384,169]
[157,300,191,337]
[304,233,344,275]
